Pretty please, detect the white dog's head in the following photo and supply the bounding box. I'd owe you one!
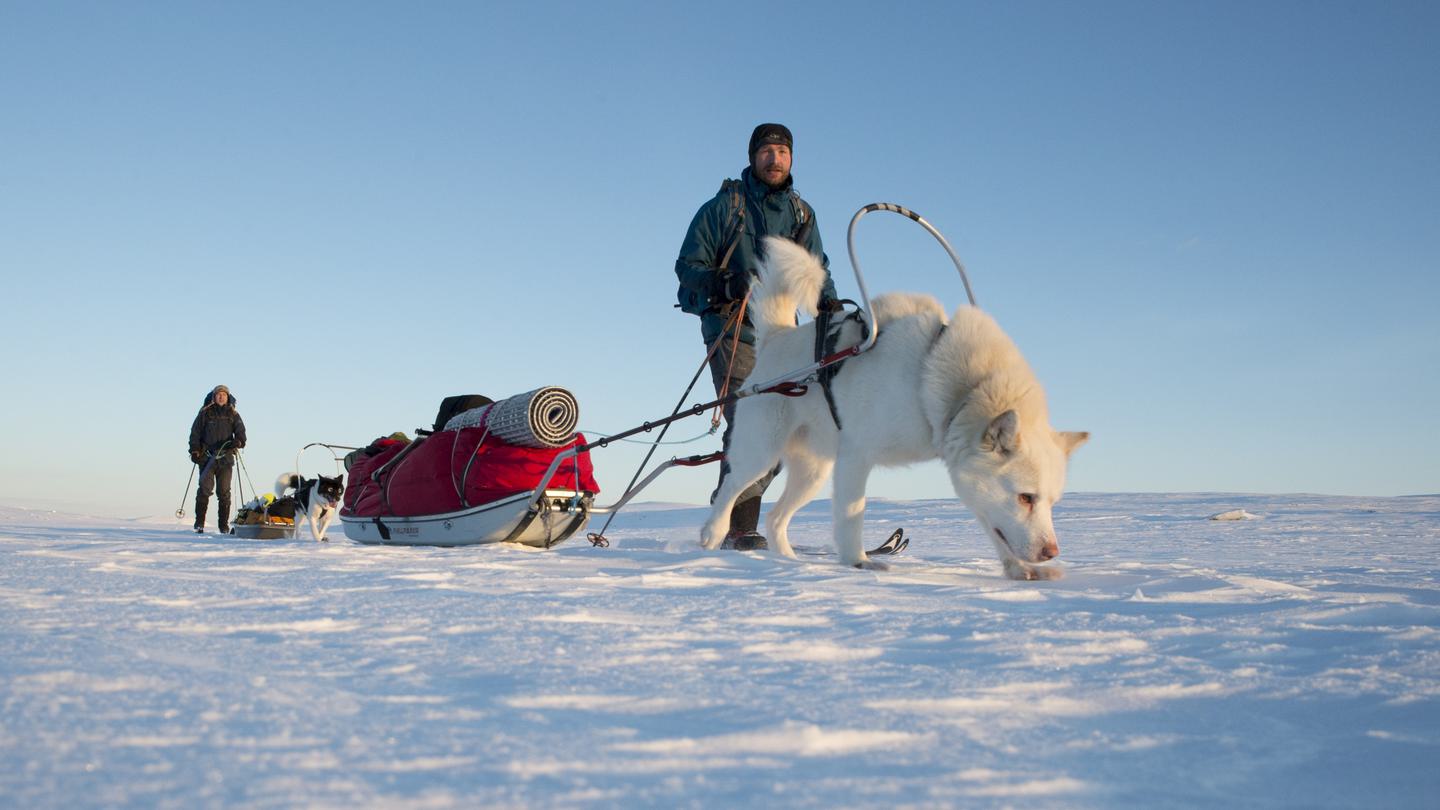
[946,409,1089,579]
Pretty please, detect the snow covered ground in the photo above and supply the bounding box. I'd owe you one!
[3,492,1437,809]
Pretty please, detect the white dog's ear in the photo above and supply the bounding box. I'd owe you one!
[1056,431,1090,457]
[981,410,1020,455]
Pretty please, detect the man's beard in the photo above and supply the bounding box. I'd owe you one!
[754,165,790,189]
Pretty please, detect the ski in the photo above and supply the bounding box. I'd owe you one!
[867,528,908,556]
[794,528,908,559]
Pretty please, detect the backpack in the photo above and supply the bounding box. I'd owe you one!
[676,179,812,316]
[433,394,495,432]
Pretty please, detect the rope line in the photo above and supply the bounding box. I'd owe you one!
[590,298,749,540]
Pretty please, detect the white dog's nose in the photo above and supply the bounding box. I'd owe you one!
[1038,540,1059,561]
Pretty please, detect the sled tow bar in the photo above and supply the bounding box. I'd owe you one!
[846,202,978,356]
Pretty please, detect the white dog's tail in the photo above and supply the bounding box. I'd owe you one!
[751,236,827,341]
[274,473,300,497]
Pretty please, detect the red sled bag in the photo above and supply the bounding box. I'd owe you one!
[343,428,598,518]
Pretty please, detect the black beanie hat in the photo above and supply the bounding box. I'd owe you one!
[749,123,793,156]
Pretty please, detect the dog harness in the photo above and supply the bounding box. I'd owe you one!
[813,300,869,430]
[813,309,949,431]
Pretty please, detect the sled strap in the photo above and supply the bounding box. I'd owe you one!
[548,501,591,549]
[718,218,744,273]
[373,434,426,515]
[675,451,724,467]
[500,505,542,545]
[372,516,391,541]
[711,292,750,431]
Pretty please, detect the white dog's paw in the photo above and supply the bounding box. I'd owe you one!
[851,559,890,572]
[1004,559,1063,581]
[1029,564,1063,581]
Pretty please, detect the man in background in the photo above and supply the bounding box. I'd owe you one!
[189,384,246,534]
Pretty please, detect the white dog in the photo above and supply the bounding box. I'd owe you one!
[275,473,344,542]
[700,237,1088,579]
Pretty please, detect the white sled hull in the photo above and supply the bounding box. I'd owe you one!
[339,490,592,548]
[232,523,296,540]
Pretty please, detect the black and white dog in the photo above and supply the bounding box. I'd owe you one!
[274,473,344,542]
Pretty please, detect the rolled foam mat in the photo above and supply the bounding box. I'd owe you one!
[442,386,579,448]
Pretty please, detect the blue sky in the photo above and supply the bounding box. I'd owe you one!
[2,1,1437,518]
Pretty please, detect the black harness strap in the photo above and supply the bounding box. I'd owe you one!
[791,196,812,245]
[813,311,950,431]
[813,299,869,430]
[717,179,746,272]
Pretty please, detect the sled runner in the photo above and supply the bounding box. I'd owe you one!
[342,487,593,548]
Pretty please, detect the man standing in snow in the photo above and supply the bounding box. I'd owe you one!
[188,384,246,534]
[674,123,837,550]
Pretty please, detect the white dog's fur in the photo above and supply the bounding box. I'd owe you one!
[275,473,344,542]
[700,237,1088,579]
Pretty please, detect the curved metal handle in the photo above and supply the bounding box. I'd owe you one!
[846,202,977,355]
[293,441,361,479]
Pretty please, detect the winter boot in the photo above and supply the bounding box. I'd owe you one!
[722,494,767,549]
[721,530,769,551]
[194,492,209,534]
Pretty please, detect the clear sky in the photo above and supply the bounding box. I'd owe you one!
[3,1,1437,518]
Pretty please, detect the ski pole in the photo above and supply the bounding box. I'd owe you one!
[175,463,197,518]
[591,343,717,539]
[591,303,748,539]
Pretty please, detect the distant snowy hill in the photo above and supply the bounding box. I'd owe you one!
[2,493,1437,808]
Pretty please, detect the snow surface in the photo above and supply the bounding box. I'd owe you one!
[3,493,1438,809]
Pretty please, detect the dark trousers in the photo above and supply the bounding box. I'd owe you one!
[194,455,235,530]
[706,331,779,534]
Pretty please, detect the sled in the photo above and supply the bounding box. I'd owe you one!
[231,520,296,540]
[338,396,604,549]
[230,494,300,540]
[338,434,718,548]
[221,442,353,541]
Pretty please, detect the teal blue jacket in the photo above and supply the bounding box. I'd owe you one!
[675,168,835,346]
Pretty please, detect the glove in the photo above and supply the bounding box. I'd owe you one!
[818,295,844,314]
[718,269,750,302]
[190,448,204,464]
